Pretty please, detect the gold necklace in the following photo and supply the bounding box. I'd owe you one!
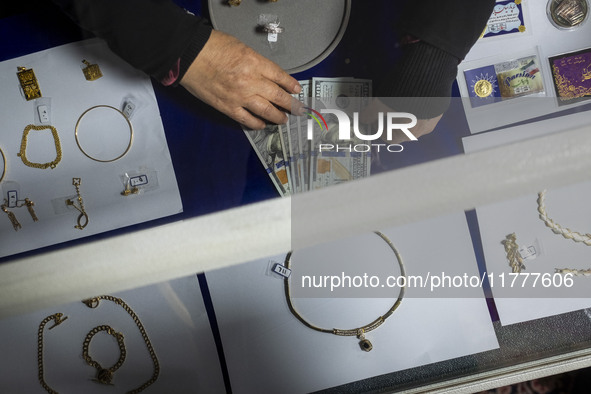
[537,190,591,246]
[18,125,62,169]
[82,296,159,393]
[284,231,406,352]
[82,325,126,385]
[0,147,6,183]
[37,313,69,394]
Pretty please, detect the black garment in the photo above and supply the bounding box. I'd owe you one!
[377,0,495,117]
[52,0,212,86]
[52,0,494,116]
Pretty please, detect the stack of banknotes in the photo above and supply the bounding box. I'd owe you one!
[243,77,372,196]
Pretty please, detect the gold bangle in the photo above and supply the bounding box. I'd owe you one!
[284,231,406,352]
[0,147,6,183]
[18,125,62,169]
[75,105,133,163]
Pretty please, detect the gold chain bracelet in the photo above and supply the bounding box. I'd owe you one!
[82,325,126,385]
[37,313,68,394]
[82,295,159,393]
[537,190,591,246]
[18,125,62,169]
[284,231,406,352]
[501,233,526,273]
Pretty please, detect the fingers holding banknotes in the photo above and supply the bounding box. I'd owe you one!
[180,30,302,129]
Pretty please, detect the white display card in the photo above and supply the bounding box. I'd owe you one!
[0,39,182,257]
[0,276,226,393]
[205,213,498,394]
[463,110,591,325]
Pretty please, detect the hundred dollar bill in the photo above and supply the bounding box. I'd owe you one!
[278,123,294,194]
[297,80,312,192]
[286,112,303,194]
[243,124,291,196]
[309,77,372,190]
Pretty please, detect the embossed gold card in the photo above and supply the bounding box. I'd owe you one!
[16,66,42,100]
[549,47,591,106]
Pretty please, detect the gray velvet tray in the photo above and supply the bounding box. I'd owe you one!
[208,0,351,74]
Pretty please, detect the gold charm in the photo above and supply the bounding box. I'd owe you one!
[18,125,62,169]
[17,67,42,101]
[228,0,241,6]
[82,60,103,81]
[24,198,38,221]
[121,180,139,196]
[66,178,89,230]
[1,202,21,231]
[357,330,373,352]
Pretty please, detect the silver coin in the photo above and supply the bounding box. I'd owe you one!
[548,0,589,28]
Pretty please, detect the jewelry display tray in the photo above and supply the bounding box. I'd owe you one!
[208,0,351,74]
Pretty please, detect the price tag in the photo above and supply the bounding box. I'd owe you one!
[272,262,291,278]
[130,175,148,187]
[518,244,538,261]
[7,191,18,208]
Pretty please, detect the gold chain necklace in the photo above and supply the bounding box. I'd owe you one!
[82,325,126,385]
[0,146,6,183]
[82,295,159,393]
[18,125,62,169]
[537,190,591,246]
[37,313,69,394]
[284,231,406,352]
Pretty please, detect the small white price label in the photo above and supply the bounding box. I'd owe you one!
[272,263,291,278]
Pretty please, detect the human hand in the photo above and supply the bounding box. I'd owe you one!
[359,98,442,144]
[180,30,302,129]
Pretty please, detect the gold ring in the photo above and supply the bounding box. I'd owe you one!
[75,105,133,163]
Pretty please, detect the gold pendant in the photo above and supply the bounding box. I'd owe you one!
[82,60,103,81]
[16,67,42,101]
[357,330,373,352]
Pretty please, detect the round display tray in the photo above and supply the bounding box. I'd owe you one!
[208,0,351,74]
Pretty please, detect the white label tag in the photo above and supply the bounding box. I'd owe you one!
[272,263,291,278]
[122,101,136,119]
[518,244,538,261]
[130,175,148,187]
[37,105,50,123]
[7,191,18,208]
[268,32,278,42]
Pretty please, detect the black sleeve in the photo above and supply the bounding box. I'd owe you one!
[51,0,212,85]
[378,0,495,117]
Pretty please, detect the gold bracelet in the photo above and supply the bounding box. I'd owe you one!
[0,147,6,183]
[18,125,62,169]
[37,313,68,394]
[82,295,159,393]
[537,190,591,246]
[501,233,526,273]
[284,231,406,352]
[75,105,133,163]
[82,325,126,385]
